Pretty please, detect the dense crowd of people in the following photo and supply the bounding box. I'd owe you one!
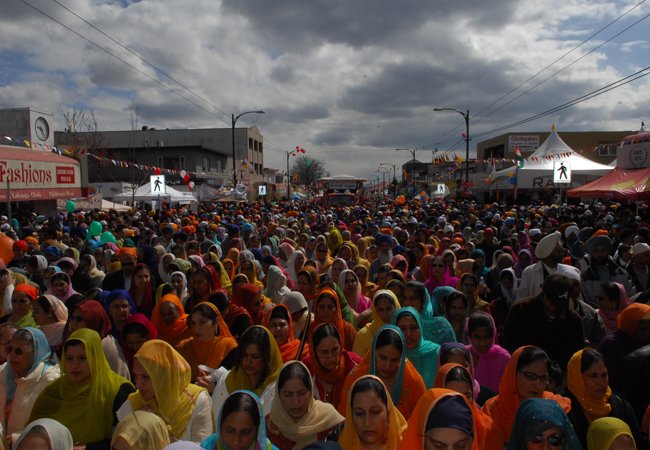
[0,196,648,450]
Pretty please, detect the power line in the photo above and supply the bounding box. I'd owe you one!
[473,65,650,138]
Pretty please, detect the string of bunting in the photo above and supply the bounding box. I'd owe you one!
[0,135,60,152]
[87,153,199,177]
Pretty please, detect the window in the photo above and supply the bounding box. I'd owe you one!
[202,157,210,171]
[179,156,185,168]
[598,144,617,156]
[157,156,163,167]
[216,160,222,173]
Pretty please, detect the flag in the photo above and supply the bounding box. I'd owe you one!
[514,145,524,168]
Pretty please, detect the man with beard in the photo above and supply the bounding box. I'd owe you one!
[369,233,393,281]
[517,231,572,300]
[581,235,636,307]
[102,247,138,290]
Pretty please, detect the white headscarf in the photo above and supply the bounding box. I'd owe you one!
[13,418,73,450]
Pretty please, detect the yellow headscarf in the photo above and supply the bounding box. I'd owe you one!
[567,349,612,420]
[587,417,636,450]
[338,375,407,450]
[225,326,283,396]
[129,340,207,439]
[29,328,132,444]
[111,411,171,450]
[268,361,344,450]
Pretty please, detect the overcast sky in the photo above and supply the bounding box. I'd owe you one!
[1,0,648,180]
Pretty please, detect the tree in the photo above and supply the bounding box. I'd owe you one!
[291,156,329,187]
[59,108,103,159]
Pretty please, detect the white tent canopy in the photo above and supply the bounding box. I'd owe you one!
[490,128,613,189]
[113,182,197,204]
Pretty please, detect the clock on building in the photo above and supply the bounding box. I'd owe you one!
[35,116,50,141]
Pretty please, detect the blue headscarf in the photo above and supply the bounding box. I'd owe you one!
[370,325,406,406]
[200,390,277,450]
[507,398,581,450]
[393,307,440,388]
[5,327,54,400]
[422,286,457,345]
[103,289,137,338]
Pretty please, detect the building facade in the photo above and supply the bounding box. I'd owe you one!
[55,126,264,188]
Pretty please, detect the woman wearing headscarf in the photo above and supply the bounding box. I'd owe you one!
[309,288,356,352]
[405,283,457,345]
[178,303,238,382]
[29,328,135,449]
[64,299,130,380]
[506,398,581,450]
[339,375,407,450]
[466,311,511,393]
[425,255,459,295]
[117,340,213,443]
[514,249,533,279]
[129,263,154,318]
[151,293,192,348]
[286,250,306,285]
[12,418,73,450]
[170,271,189,304]
[393,307,440,388]
[588,417,638,450]
[353,264,376,299]
[103,289,137,340]
[433,365,500,450]
[83,254,106,289]
[46,272,79,304]
[264,266,291,304]
[596,282,630,334]
[339,325,426,420]
[211,326,283,420]
[0,327,59,440]
[233,283,269,325]
[263,304,301,363]
[201,390,277,450]
[111,411,171,450]
[564,348,641,450]
[2,284,38,328]
[482,346,571,446]
[266,361,344,450]
[353,290,400,358]
[158,253,176,284]
[338,270,371,325]
[119,313,158,373]
[399,388,478,450]
[296,267,319,303]
[240,258,264,291]
[300,323,358,410]
[31,294,68,349]
[25,255,48,293]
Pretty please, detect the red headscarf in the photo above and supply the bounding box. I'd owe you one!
[119,313,158,370]
[263,304,300,362]
[310,288,347,350]
[64,300,112,342]
[151,294,191,348]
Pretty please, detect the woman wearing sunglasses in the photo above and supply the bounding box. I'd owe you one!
[564,349,642,450]
[0,327,59,441]
[483,346,571,447]
[506,398,581,450]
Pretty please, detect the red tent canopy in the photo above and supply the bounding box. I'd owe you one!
[567,167,650,201]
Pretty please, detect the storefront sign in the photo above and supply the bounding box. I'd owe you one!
[508,135,539,153]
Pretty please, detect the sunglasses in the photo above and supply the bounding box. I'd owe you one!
[530,434,565,447]
[5,345,33,356]
[520,371,550,383]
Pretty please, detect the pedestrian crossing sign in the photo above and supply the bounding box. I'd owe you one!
[151,175,166,194]
[553,161,571,184]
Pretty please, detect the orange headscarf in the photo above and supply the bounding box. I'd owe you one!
[617,303,650,336]
[433,363,501,450]
[222,258,236,281]
[567,350,612,420]
[226,248,240,271]
[263,304,301,363]
[400,389,479,450]
[297,266,319,302]
[482,346,571,444]
[310,288,348,350]
[150,294,192,348]
[177,302,238,380]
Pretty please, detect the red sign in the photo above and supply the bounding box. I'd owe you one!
[56,166,76,184]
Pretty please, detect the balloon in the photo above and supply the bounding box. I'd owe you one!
[180,170,187,178]
[154,168,162,175]
[89,221,102,236]
[100,231,117,244]
[0,234,14,265]
[65,200,76,213]
[183,174,190,183]
[188,181,195,189]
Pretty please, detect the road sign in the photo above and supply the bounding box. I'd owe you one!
[151,175,166,194]
[553,161,571,184]
[436,183,446,195]
[258,185,267,196]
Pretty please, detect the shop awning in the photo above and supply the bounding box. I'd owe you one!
[0,145,82,201]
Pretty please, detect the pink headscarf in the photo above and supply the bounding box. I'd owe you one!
[598,283,631,333]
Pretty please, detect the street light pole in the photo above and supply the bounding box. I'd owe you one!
[395,148,418,198]
[232,110,265,188]
[433,108,470,193]
[379,162,396,197]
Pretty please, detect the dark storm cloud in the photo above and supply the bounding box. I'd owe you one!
[266,104,331,124]
[221,0,517,52]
